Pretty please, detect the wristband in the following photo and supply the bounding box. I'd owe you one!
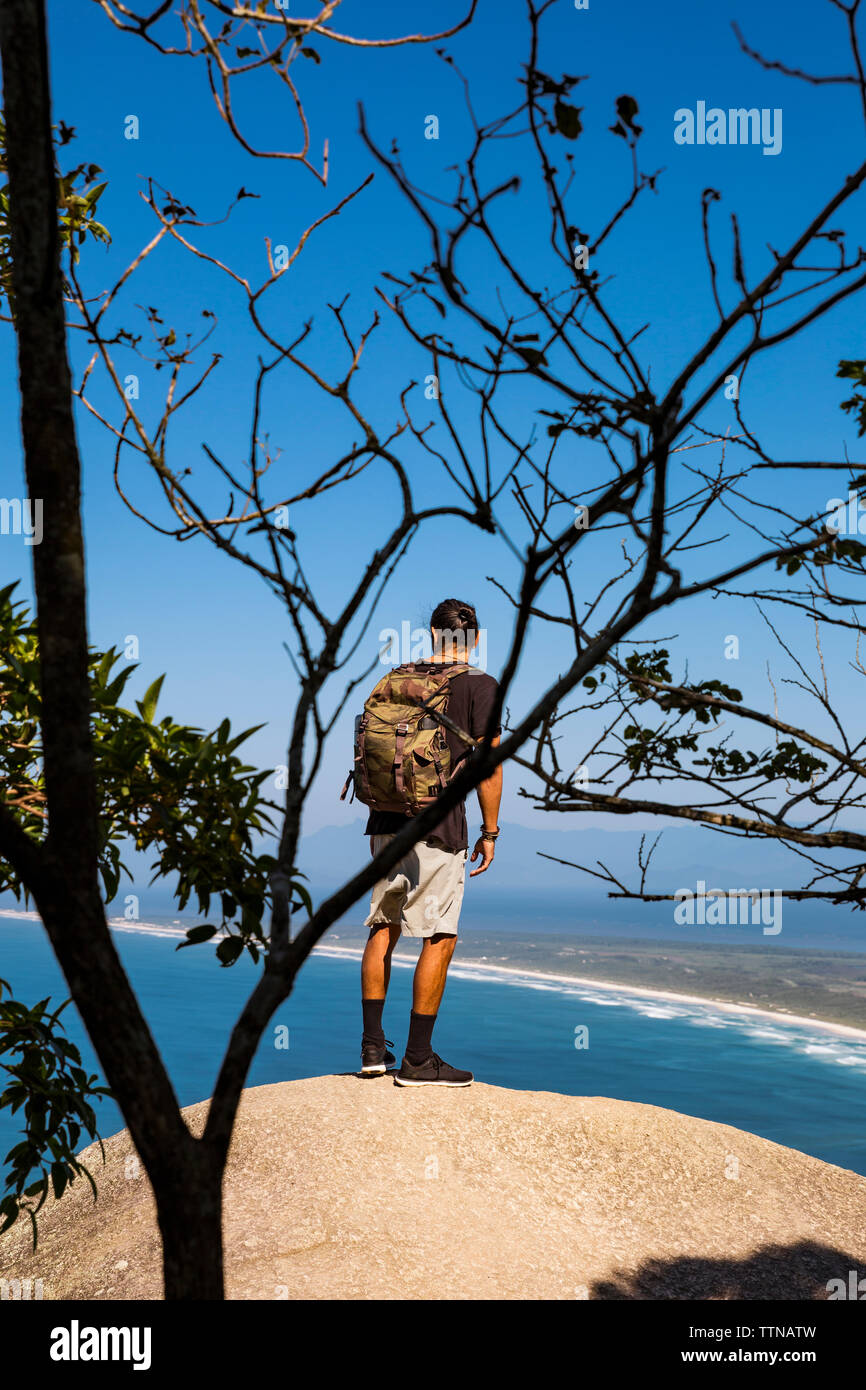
[481,828,500,842]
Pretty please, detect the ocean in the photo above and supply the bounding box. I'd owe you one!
[2,912,866,1181]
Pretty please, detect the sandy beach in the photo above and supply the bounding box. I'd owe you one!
[313,941,866,1043]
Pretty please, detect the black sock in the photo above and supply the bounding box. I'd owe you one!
[405,1010,437,1064]
[362,998,385,1045]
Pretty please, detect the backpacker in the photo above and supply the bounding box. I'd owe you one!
[340,662,481,815]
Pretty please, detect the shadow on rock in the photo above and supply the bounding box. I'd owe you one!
[591,1240,863,1300]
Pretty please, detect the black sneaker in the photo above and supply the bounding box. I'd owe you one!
[360,1038,396,1076]
[394,1052,474,1087]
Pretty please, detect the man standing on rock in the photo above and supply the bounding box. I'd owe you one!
[346,598,502,1087]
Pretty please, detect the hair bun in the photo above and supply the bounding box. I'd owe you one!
[430,598,477,633]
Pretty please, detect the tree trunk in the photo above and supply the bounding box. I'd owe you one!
[156,1159,226,1301]
[0,0,228,1299]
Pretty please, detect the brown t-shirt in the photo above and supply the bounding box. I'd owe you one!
[364,661,501,852]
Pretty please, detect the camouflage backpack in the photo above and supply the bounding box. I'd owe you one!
[340,662,483,815]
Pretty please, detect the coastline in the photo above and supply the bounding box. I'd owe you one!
[313,942,866,1044]
[4,908,866,1044]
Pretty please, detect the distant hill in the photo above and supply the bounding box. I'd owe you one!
[4,817,863,950]
[299,817,812,894]
[298,819,866,946]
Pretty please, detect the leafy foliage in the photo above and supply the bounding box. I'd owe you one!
[0,977,110,1246]
[0,583,306,957]
[0,113,110,314]
[694,740,826,783]
[0,584,311,1233]
[582,647,826,785]
[623,647,674,690]
[527,68,585,142]
[838,358,866,436]
[787,530,866,574]
[609,94,643,141]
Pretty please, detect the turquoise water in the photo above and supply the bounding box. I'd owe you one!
[2,916,866,1177]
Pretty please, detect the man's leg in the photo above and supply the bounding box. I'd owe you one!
[405,932,457,1064]
[395,842,472,1086]
[361,921,401,1002]
[413,932,457,1014]
[361,922,401,1048]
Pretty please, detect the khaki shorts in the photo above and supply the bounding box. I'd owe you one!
[365,834,468,938]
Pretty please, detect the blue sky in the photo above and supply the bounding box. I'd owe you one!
[3,0,866,848]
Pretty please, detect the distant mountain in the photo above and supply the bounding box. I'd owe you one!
[298,817,815,896]
[299,820,866,949]
[5,816,863,950]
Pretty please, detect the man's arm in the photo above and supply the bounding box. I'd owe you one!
[469,734,501,877]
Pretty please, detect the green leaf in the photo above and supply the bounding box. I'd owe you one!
[291,882,313,917]
[215,936,244,968]
[515,345,548,368]
[51,1162,68,1201]
[136,674,165,724]
[176,923,217,950]
[83,181,108,208]
[554,99,582,140]
[612,94,642,137]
